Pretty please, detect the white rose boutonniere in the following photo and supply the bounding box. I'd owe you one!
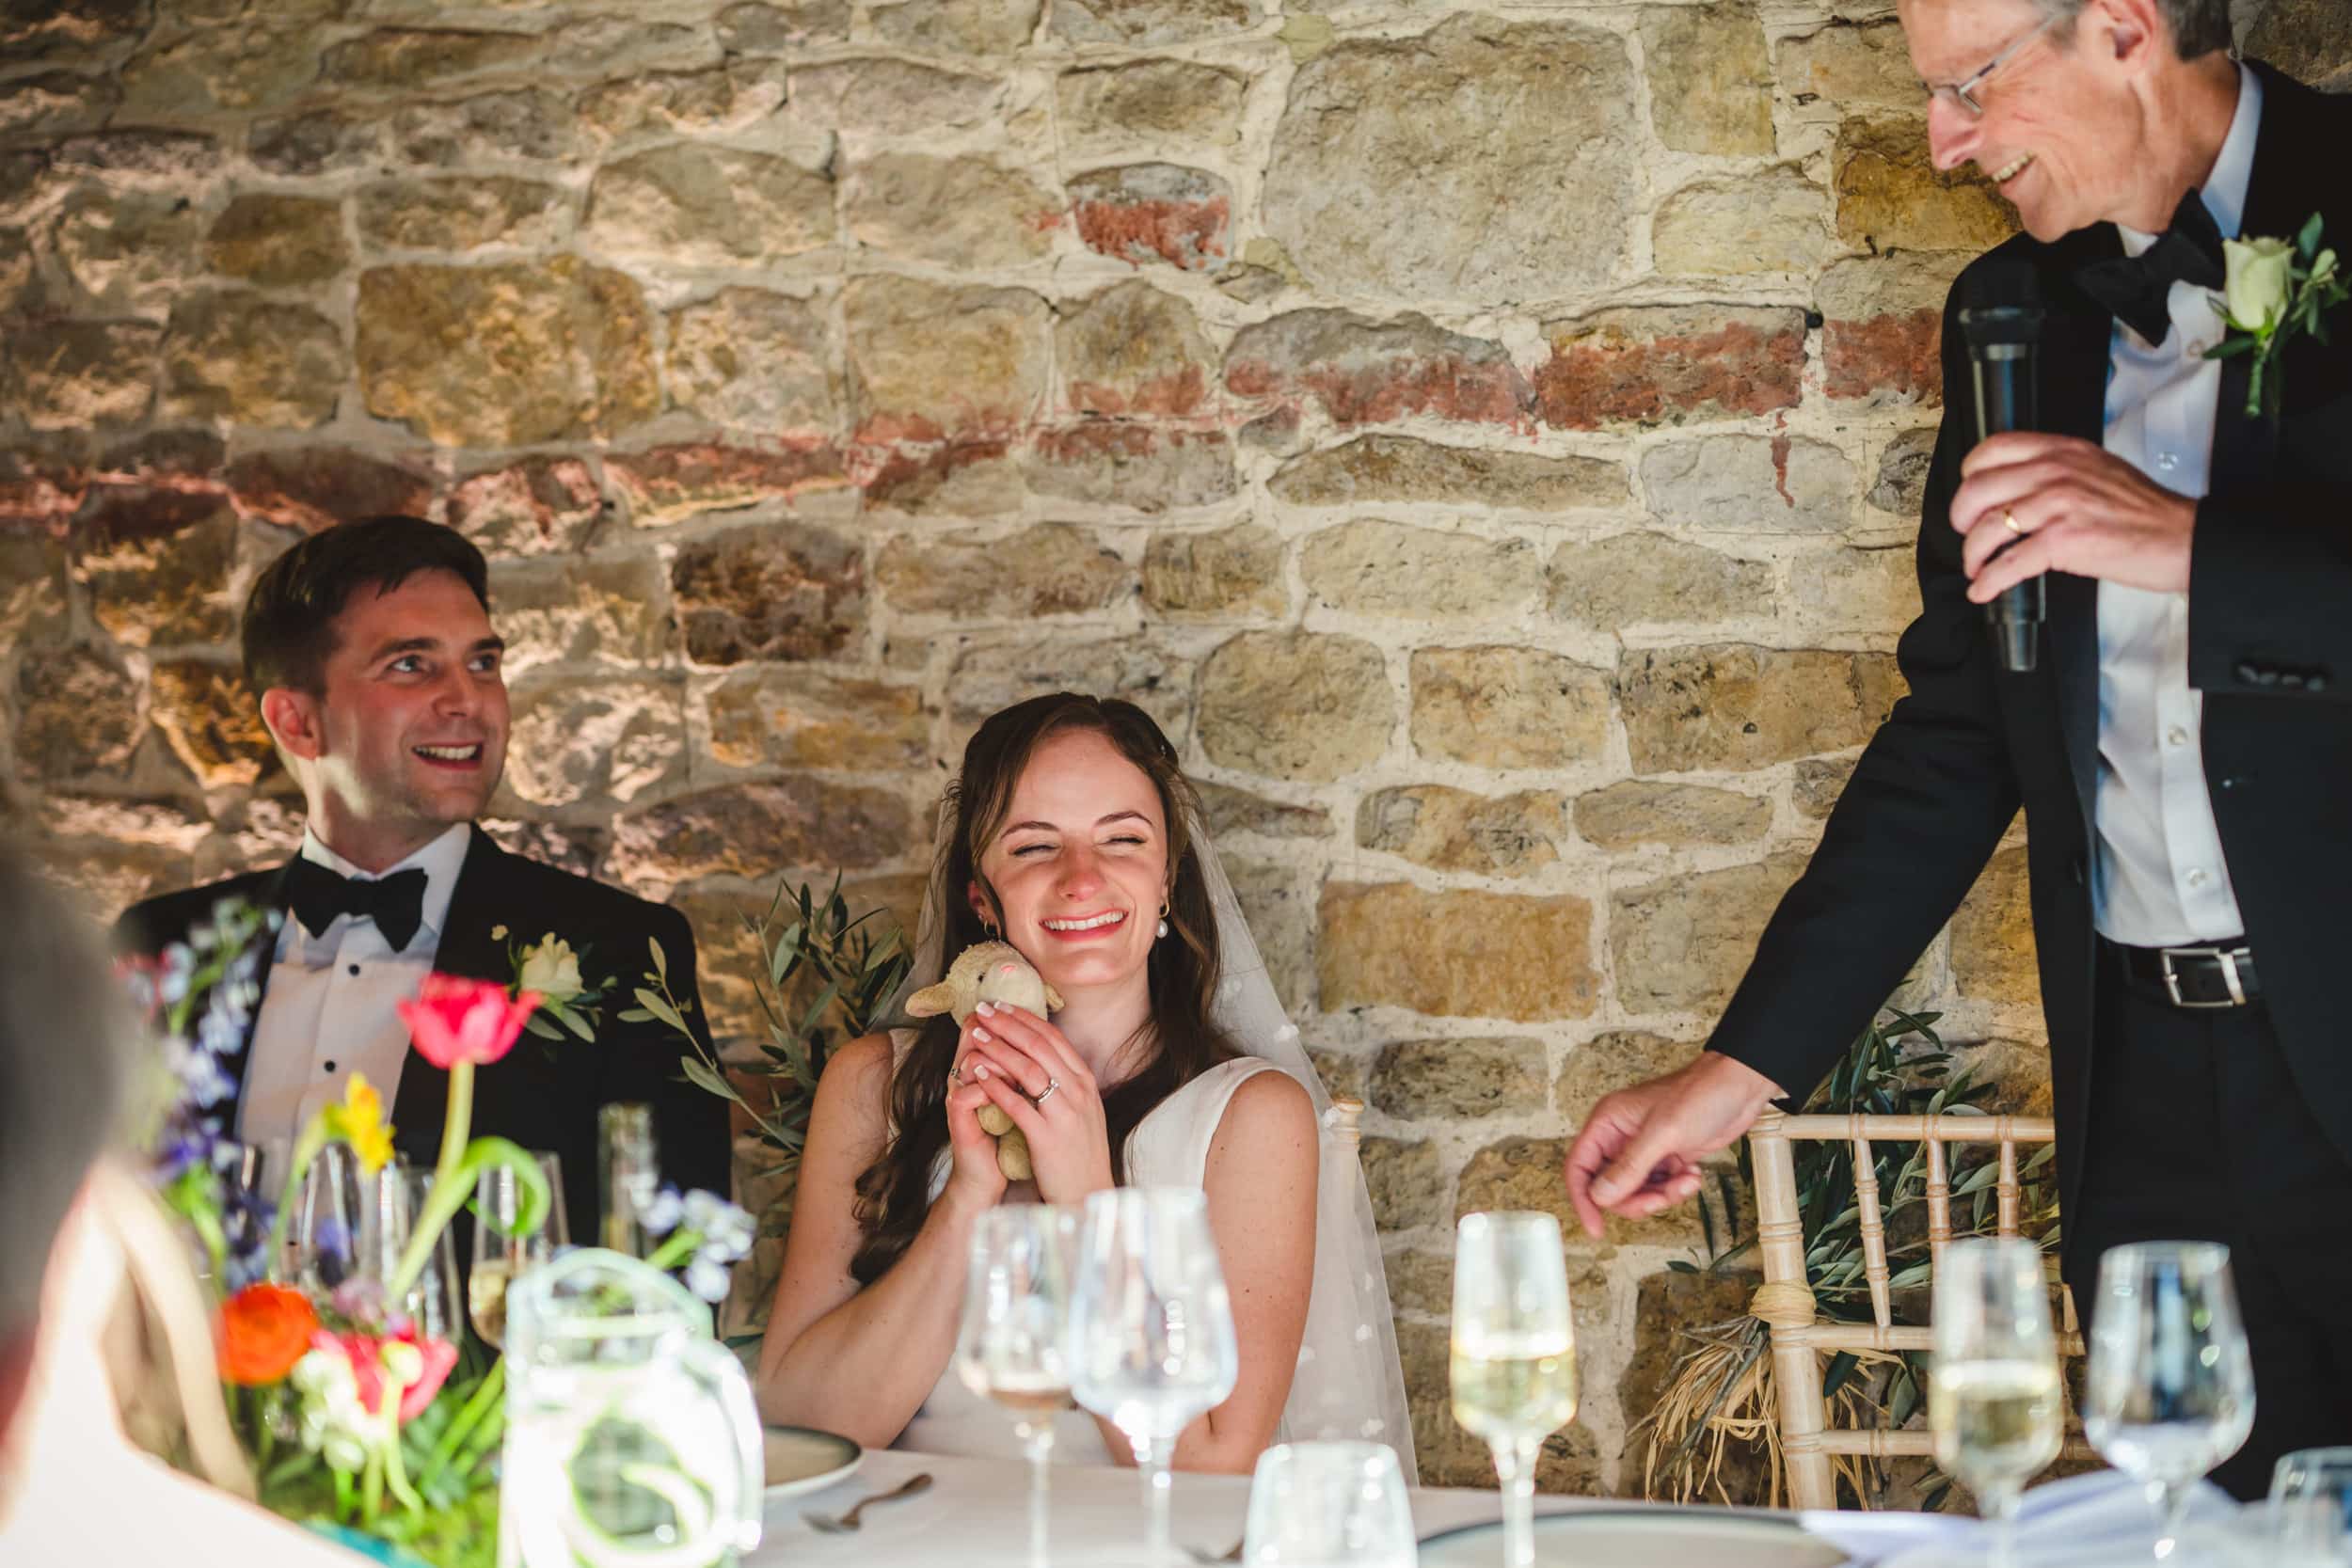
[2208,214,2350,418]
[505,931,608,1042]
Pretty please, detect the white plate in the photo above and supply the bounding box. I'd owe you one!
[1419,1508,1853,1567]
[763,1424,864,1499]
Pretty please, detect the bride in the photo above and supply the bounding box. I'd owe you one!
[754,693,1411,1474]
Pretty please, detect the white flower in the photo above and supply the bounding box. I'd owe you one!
[516,935,584,1002]
[2223,235,2296,333]
[290,1349,374,1473]
[685,1256,732,1304]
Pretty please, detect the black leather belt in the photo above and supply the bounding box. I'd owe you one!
[2105,938,2261,1008]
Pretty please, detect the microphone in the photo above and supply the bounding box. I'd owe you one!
[1959,261,2047,674]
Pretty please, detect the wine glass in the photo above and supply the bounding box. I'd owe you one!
[1931,1238,2063,1568]
[1242,1441,1416,1568]
[472,1152,568,1350]
[1451,1211,1577,1568]
[2268,1447,2352,1564]
[292,1142,367,1293]
[955,1205,1080,1568]
[1070,1188,1241,1567]
[2084,1242,2256,1560]
[364,1162,463,1341]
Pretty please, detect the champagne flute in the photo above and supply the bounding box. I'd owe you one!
[1931,1238,2063,1568]
[1242,1441,1417,1568]
[1451,1212,1576,1568]
[472,1152,567,1350]
[2084,1242,2256,1560]
[292,1142,366,1293]
[955,1205,1081,1568]
[365,1162,464,1342]
[1070,1188,1241,1568]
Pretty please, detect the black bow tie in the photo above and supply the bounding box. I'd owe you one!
[2074,188,2229,346]
[285,858,429,954]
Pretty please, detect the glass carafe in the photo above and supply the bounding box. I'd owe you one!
[500,1248,763,1568]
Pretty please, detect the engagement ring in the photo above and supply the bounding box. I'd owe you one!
[1034,1077,1060,1106]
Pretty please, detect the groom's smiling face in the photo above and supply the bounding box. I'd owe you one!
[301,568,511,847]
[971,727,1169,997]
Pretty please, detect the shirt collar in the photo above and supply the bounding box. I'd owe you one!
[2118,62,2261,259]
[296,821,470,945]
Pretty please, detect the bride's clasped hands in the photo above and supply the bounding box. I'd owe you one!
[951,1002,1115,1205]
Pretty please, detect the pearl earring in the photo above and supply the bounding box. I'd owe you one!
[1156,902,1169,940]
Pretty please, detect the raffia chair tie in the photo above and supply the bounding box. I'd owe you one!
[1748,1281,1820,1330]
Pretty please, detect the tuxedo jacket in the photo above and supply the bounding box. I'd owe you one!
[1710,62,2352,1266]
[115,825,734,1239]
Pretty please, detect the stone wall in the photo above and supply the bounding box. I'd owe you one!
[3,0,2333,1497]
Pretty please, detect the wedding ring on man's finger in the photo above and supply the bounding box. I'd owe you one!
[2002,509,2024,536]
[1033,1077,1060,1106]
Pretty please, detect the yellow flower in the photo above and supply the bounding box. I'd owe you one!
[326,1073,394,1175]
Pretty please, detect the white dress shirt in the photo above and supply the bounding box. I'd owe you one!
[2091,65,2259,948]
[236,823,472,1163]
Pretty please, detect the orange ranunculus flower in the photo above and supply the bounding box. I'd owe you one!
[217,1283,320,1386]
[397,974,541,1070]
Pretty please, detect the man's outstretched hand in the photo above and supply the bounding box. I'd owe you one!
[1562,1052,1786,1240]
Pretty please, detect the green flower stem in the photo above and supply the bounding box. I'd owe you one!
[418,1359,504,1492]
[265,1119,331,1276]
[334,1465,357,1522]
[644,1229,699,1274]
[381,1399,423,1515]
[361,1445,384,1527]
[388,1060,476,1300]
[453,1404,505,1477]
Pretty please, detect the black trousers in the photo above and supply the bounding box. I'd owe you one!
[2063,942,2352,1500]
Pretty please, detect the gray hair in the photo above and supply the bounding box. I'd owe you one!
[0,850,135,1340]
[2033,0,2233,59]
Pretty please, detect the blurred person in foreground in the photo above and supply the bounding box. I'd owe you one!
[0,847,358,1561]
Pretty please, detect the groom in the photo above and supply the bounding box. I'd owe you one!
[1566,0,2352,1497]
[116,516,731,1238]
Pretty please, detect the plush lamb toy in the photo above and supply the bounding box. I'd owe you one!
[904,942,1065,1181]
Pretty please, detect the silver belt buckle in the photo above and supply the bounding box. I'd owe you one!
[2158,945,2249,1008]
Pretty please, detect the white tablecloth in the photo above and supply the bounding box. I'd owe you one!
[750,1447,1597,1566]
[746,1448,2258,1568]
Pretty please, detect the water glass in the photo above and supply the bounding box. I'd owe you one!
[1931,1238,2063,1568]
[956,1205,1080,1568]
[291,1142,367,1293]
[1451,1212,1577,1568]
[2084,1242,2257,1560]
[473,1152,568,1349]
[1242,1441,1417,1568]
[367,1163,463,1342]
[1071,1188,1241,1567]
[2270,1447,2352,1565]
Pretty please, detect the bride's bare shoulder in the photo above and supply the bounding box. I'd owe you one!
[814,1031,901,1126]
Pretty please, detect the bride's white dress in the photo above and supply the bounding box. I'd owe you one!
[889,1030,1283,1463]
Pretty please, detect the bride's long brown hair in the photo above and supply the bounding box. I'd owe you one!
[848,694,1239,1284]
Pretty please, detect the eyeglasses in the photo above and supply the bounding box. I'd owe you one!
[1929,11,2063,118]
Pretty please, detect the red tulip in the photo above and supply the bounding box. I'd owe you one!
[397,974,541,1070]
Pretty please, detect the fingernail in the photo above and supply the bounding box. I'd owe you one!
[973,1026,991,1041]
[973,1063,989,1080]
[1590,1177,1617,1203]
[976,1001,993,1016]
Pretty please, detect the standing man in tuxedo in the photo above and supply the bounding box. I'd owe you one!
[116,516,731,1239]
[1565,0,2352,1496]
